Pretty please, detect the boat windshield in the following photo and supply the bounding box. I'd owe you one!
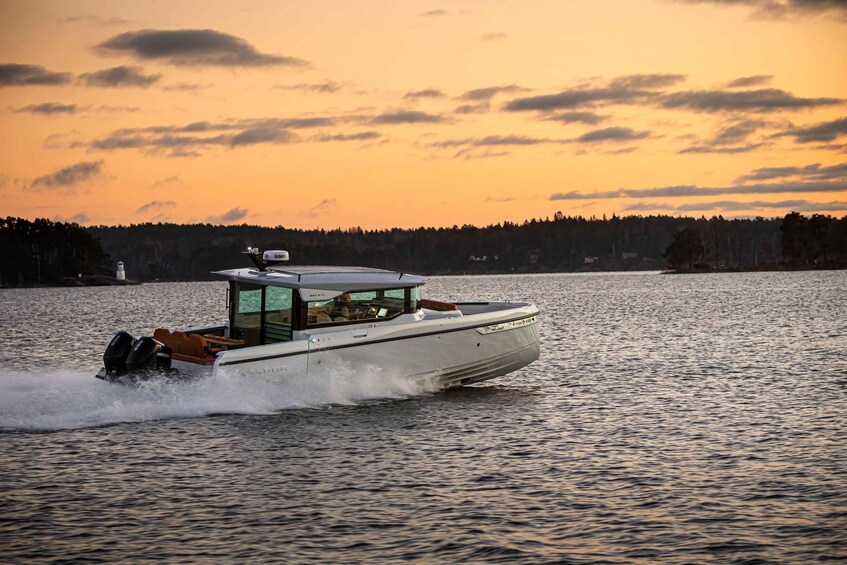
[307,288,411,327]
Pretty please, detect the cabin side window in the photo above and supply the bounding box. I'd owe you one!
[230,282,293,345]
[306,287,412,328]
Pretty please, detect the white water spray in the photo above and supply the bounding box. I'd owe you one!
[0,364,441,431]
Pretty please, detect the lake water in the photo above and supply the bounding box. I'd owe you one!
[1,271,846,562]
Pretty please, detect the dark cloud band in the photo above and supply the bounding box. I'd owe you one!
[97,29,309,67]
[0,64,72,86]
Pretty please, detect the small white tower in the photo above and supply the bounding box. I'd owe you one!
[116,261,126,281]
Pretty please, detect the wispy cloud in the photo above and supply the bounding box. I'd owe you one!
[275,81,343,93]
[136,200,176,213]
[97,29,309,67]
[551,180,847,200]
[576,127,650,143]
[80,65,161,88]
[727,75,773,88]
[151,175,182,188]
[480,32,507,41]
[54,212,91,224]
[734,162,847,183]
[661,88,842,113]
[302,198,336,217]
[208,207,248,224]
[505,86,652,111]
[312,131,381,142]
[30,160,105,191]
[58,14,129,26]
[404,88,445,100]
[608,73,687,89]
[623,199,847,213]
[459,84,528,101]
[776,117,847,143]
[14,102,79,115]
[420,9,449,17]
[0,63,72,86]
[675,0,847,19]
[543,111,607,125]
[370,110,444,124]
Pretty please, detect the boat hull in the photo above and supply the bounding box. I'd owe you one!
[214,306,540,389]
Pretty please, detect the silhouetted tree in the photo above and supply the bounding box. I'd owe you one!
[664,228,706,271]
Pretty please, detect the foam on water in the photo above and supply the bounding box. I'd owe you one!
[0,364,440,431]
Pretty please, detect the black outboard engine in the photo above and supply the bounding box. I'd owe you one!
[103,331,136,378]
[125,336,172,377]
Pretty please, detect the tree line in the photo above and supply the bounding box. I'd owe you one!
[664,213,847,272]
[2,212,845,286]
[0,217,107,286]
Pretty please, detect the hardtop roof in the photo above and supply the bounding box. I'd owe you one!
[212,265,427,292]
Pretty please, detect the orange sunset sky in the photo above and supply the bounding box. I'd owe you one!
[1,0,846,229]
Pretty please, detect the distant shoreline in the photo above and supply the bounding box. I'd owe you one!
[663,265,846,275]
[3,265,844,289]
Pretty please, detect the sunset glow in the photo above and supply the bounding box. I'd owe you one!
[1,0,846,229]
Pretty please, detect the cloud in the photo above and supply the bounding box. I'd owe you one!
[162,82,213,93]
[276,81,343,93]
[230,127,296,146]
[54,212,91,224]
[15,102,78,115]
[551,180,847,200]
[777,117,847,143]
[679,119,774,153]
[404,88,445,100]
[302,198,336,218]
[86,116,342,155]
[480,32,507,41]
[675,0,847,19]
[727,75,773,88]
[459,84,528,101]
[370,110,444,124]
[208,207,248,224]
[576,127,650,143]
[608,73,687,89]
[98,104,141,112]
[734,162,847,183]
[454,103,489,114]
[679,143,765,154]
[420,9,449,16]
[58,14,129,26]
[313,131,381,142]
[151,175,182,187]
[30,160,104,191]
[543,111,607,125]
[97,29,309,67]
[430,128,650,150]
[136,200,176,213]
[0,63,72,86]
[661,88,842,113]
[505,87,652,111]
[623,199,847,213]
[80,65,161,87]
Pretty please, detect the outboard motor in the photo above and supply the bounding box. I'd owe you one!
[103,331,136,378]
[125,336,172,377]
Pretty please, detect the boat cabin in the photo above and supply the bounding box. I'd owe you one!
[214,265,429,348]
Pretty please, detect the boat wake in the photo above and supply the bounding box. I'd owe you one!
[0,363,440,431]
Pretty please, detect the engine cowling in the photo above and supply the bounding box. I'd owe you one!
[125,336,172,376]
[103,331,136,377]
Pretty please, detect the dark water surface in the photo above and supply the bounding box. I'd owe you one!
[1,271,846,562]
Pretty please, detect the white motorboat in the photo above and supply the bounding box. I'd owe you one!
[96,249,540,389]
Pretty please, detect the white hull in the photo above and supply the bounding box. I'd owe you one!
[181,304,540,389]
